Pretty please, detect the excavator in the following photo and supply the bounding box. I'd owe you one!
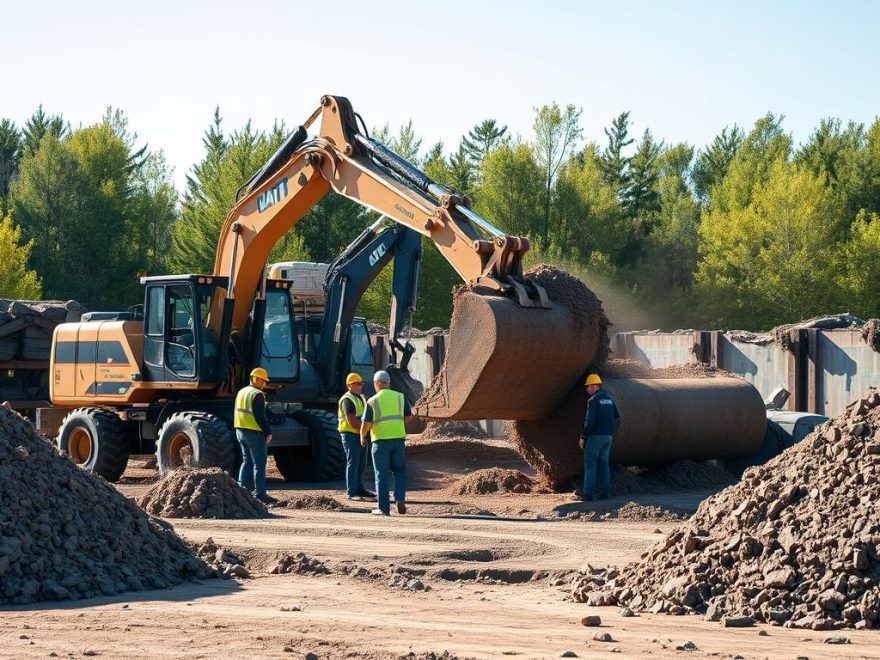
[48,95,589,482]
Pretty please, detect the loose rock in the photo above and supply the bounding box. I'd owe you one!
[138,468,270,519]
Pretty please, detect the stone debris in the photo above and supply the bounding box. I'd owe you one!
[339,563,432,592]
[138,468,270,519]
[592,633,614,642]
[270,552,330,576]
[421,420,488,440]
[862,319,880,353]
[675,641,698,651]
[0,407,211,605]
[564,502,689,523]
[580,615,602,626]
[572,388,880,630]
[453,468,541,495]
[823,636,850,644]
[192,537,249,579]
[278,495,344,511]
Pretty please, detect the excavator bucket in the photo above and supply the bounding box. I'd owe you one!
[414,265,609,421]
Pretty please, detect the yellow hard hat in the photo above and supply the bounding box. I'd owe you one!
[346,372,364,386]
[584,374,602,386]
[250,367,270,382]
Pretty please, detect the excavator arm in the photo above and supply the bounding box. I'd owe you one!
[211,95,546,339]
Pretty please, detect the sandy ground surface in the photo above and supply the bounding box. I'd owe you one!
[1,435,877,659]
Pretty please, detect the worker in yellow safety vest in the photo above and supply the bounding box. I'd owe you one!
[359,370,415,516]
[338,372,375,502]
[234,367,277,504]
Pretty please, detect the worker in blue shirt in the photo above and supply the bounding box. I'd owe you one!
[579,374,620,501]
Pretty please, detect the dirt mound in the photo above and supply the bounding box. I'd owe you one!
[422,420,487,440]
[565,502,689,522]
[270,552,330,575]
[138,468,270,519]
[192,537,250,579]
[0,407,211,605]
[280,495,344,511]
[415,264,609,420]
[603,359,724,379]
[453,468,540,495]
[862,319,880,353]
[572,388,880,630]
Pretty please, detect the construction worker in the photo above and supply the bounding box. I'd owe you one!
[579,374,620,502]
[338,372,375,501]
[234,367,277,504]
[360,370,415,516]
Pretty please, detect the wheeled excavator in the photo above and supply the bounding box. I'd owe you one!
[48,95,588,482]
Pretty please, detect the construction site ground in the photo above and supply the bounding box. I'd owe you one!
[1,435,876,659]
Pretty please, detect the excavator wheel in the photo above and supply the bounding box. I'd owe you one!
[155,412,239,476]
[273,409,345,482]
[57,408,131,482]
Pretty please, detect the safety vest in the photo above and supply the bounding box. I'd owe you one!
[367,389,407,441]
[338,391,366,433]
[234,385,264,431]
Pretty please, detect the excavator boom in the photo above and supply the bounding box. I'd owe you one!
[211,95,594,420]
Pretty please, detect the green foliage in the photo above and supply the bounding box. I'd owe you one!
[462,119,507,163]
[838,211,880,318]
[532,103,582,243]
[0,214,41,299]
[599,112,633,191]
[0,119,21,214]
[692,125,743,204]
[475,142,543,239]
[22,106,68,158]
[623,129,664,233]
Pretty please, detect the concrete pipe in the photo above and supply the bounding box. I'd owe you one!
[509,376,767,490]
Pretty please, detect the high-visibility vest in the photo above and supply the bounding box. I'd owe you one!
[338,391,366,433]
[367,389,407,441]
[234,385,264,431]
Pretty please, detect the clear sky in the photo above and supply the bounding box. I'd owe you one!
[3,0,878,188]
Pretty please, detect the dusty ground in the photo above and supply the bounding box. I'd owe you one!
[2,435,877,659]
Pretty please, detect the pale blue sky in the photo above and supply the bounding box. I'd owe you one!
[3,0,878,188]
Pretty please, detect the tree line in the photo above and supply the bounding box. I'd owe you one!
[1,104,878,330]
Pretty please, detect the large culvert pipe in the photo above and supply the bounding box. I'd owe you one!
[509,377,767,490]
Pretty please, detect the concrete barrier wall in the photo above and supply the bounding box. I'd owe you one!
[613,330,880,418]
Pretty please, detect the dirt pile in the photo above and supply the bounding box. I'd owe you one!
[192,537,249,579]
[564,502,689,522]
[279,494,344,511]
[339,563,430,591]
[0,407,210,605]
[862,319,880,353]
[415,264,609,420]
[270,552,330,575]
[138,468,270,519]
[453,468,541,495]
[571,388,880,630]
[603,359,724,379]
[421,420,487,440]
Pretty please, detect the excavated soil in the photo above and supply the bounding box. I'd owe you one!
[421,420,487,441]
[603,359,724,379]
[138,468,270,519]
[270,552,331,575]
[415,265,609,420]
[0,407,211,605]
[571,387,880,630]
[862,319,880,353]
[452,468,542,495]
[279,495,344,511]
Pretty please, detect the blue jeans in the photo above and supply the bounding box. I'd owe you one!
[371,439,406,514]
[583,435,612,498]
[237,428,267,499]
[340,432,369,498]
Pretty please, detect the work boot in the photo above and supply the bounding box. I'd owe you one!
[259,494,280,505]
[371,508,389,516]
[396,500,407,515]
[347,495,366,502]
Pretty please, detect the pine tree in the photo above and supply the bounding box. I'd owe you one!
[692,125,744,203]
[0,119,21,214]
[599,112,634,192]
[22,105,68,157]
[624,129,664,228]
[462,119,508,163]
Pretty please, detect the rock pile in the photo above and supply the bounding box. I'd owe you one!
[192,537,249,579]
[422,420,487,441]
[270,552,330,575]
[572,388,880,630]
[138,468,270,519]
[0,407,211,605]
[453,468,540,495]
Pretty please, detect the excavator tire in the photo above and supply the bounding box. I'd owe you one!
[273,409,345,482]
[57,408,130,482]
[155,412,238,476]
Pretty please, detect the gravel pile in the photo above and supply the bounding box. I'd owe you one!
[572,388,880,630]
[453,468,540,495]
[138,468,270,519]
[280,494,344,511]
[270,552,330,575]
[0,407,211,605]
[422,421,487,441]
[564,503,689,523]
[192,537,249,579]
